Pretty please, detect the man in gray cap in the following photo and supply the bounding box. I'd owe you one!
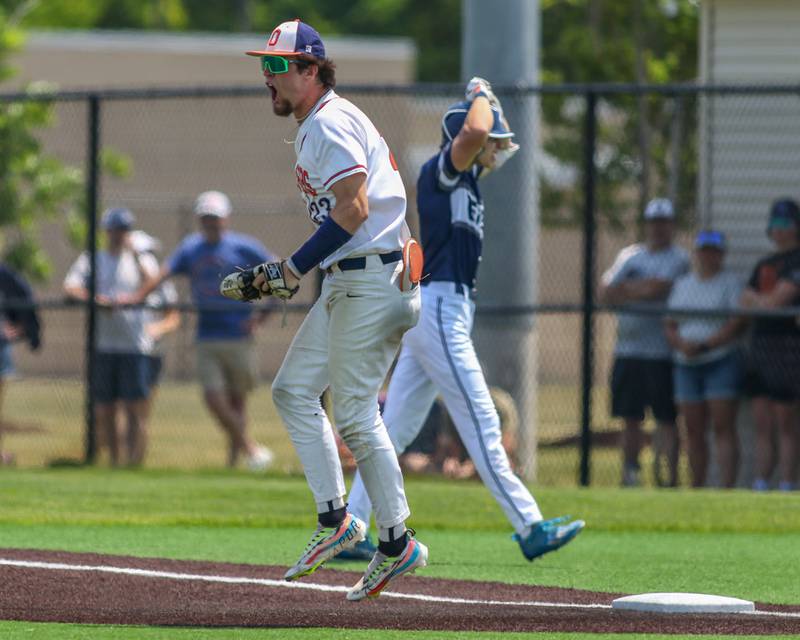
[64,207,160,467]
[599,198,691,487]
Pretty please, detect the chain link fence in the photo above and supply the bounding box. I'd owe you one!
[2,83,799,488]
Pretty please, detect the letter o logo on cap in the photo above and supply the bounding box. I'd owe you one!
[268,29,281,46]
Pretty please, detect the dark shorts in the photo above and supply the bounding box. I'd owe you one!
[147,355,164,389]
[611,357,677,422]
[93,352,151,403]
[746,334,800,403]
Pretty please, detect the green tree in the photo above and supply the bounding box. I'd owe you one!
[539,0,700,229]
[0,4,132,279]
[10,0,462,81]
[0,7,83,280]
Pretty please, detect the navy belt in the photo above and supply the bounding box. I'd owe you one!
[327,250,402,274]
[420,280,476,299]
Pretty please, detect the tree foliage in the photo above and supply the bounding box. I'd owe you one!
[2,0,701,235]
[539,0,699,229]
[8,0,461,81]
[0,9,83,280]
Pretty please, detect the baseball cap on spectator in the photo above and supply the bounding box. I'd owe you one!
[194,191,232,218]
[101,207,135,231]
[767,197,800,231]
[245,19,326,60]
[643,198,675,221]
[440,100,514,147]
[694,229,726,250]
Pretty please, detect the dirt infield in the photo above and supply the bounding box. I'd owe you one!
[1,549,798,634]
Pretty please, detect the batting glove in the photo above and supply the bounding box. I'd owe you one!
[465,76,499,107]
[219,261,299,303]
[260,261,299,300]
[493,141,520,170]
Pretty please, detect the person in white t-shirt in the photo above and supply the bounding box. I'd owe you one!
[64,208,159,467]
[599,198,690,487]
[665,230,746,487]
[129,230,181,460]
[245,19,426,600]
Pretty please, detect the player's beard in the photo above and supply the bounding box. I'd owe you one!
[273,98,293,117]
[271,88,293,117]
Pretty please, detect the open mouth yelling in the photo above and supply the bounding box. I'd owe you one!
[266,82,278,103]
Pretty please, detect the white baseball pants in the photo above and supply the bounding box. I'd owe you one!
[272,256,420,529]
[347,281,543,534]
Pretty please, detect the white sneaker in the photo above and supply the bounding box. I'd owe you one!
[284,513,366,581]
[346,529,428,601]
[247,445,274,472]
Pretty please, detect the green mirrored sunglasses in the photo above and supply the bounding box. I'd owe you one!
[261,55,293,74]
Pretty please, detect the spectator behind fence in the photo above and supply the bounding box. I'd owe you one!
[401,387,521,481]
[0,264,42,466]
[128,191,274,471]
[337,387,520,481]
[599,198,690,487]
[740,198,800,491]
[129,231,181,452]
[664,230,745,488]
[64,207,158,467]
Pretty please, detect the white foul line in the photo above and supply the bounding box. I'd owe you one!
[1,557,798,619]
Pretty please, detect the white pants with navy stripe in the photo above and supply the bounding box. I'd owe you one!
[272,256,420,529]
[347,281,543,534]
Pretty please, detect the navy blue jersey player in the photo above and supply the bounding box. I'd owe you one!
[345,77,585,562]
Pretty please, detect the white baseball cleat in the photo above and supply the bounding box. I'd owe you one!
[284,513,366,581]
[346,529,428,601]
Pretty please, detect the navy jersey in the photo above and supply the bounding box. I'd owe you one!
[416,142,484,290]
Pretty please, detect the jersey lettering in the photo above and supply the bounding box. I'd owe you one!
[305,196,333,225]
[295,165,317,197]
[450,187,484,239]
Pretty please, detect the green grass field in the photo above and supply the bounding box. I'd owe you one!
[5,377,662,487]
[1,468,798,639]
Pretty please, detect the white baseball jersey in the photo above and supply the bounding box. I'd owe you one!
[293,89,409,268]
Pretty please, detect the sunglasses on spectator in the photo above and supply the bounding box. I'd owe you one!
[768,217,796,230]
[261,56,298,74]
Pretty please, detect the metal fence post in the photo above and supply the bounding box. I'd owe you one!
[579,90,598,487]
[84,94,101,464]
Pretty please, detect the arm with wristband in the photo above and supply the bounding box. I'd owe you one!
[285,172,367,278]
[224,172,368,302]
[220,110,371,302]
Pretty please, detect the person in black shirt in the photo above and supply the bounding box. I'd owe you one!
[741,198,800,491]
[0,264,41,465]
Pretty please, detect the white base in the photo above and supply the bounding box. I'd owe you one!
[612,592,755,614]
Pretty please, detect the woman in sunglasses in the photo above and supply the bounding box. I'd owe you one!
[740,198,800,491]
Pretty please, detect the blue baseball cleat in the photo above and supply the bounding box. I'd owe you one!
[333,535,377,561]
[514,516,585,561]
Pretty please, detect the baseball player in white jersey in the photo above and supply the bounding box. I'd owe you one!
[228,19,427,600]
[341,79,585,563]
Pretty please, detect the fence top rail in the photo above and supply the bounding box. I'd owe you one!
[1,81,800,103]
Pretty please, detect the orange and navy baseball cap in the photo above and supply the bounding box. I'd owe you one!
[246,19,325,60]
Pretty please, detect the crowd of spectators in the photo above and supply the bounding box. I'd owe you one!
[62,192,275,470]
[1,191,798,489]
[602,197,800,490]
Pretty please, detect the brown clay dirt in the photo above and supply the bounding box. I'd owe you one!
[0,548,798,634]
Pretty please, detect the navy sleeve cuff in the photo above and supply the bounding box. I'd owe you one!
[290,216,353,275]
